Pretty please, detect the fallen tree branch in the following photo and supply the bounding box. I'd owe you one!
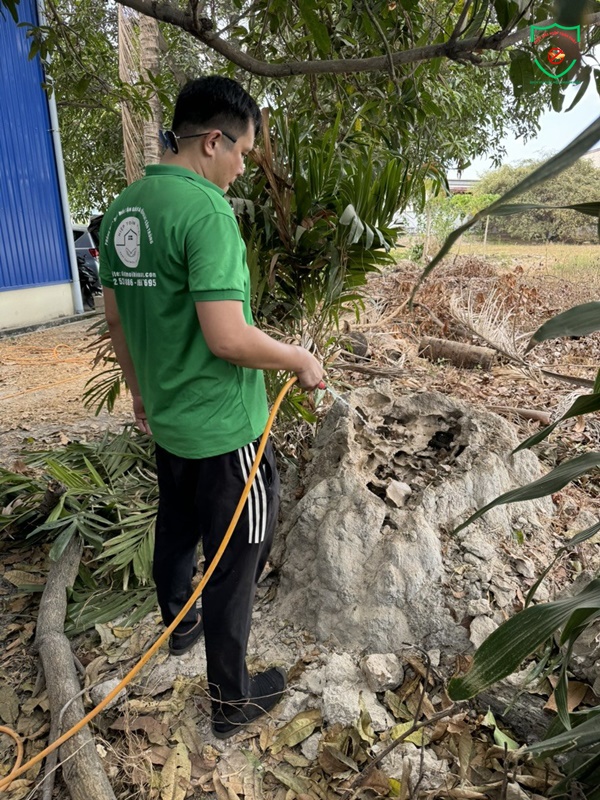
[35,537,116,800]
[413,301,447,331]
[419,326,594,389]
[36,741,90,800]
[340,704,459,800]
[488,406,552,426]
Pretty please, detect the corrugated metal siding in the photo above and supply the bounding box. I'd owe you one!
[0,0,71,290]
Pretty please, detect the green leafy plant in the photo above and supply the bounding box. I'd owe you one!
[442,303,600,797]
[474,159,600,244]
[230,107,414,337]
[421,192,500,246]
[82,318,126,415]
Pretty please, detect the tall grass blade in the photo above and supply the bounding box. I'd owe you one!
[448,580,600,700]
[453,453,600,534]
[526,302,600,352]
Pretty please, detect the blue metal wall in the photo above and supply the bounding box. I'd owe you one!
[0,0,71,290]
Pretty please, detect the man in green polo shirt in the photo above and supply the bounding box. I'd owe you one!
[99,76,323,738]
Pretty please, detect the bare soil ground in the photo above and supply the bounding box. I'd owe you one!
[1,249,600,799]
[0,318,131,466]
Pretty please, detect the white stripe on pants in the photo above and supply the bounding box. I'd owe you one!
[238,442,268,544]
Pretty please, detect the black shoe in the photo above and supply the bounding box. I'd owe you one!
[211,666,287,739]
[168,614,203,656]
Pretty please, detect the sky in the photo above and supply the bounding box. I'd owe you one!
[448,78,600,180]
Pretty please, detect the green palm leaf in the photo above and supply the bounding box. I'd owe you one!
[448,579,600,701]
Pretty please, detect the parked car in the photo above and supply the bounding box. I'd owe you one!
[72,223,101,309]
[72,224,100,277]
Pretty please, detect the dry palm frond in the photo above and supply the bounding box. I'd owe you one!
[250,109,294,249]
[449,289,524,362]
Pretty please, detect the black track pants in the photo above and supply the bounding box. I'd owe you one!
[153,435,280,707]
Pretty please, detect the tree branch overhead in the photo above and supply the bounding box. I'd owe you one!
[115,0,600,77]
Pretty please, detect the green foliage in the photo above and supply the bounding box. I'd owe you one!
[446,372,600,796]
[24,0,210,219]
[230,108,412,337]
[474,159,600,243]
[0,0,20,21]
[32,0,128,218]
[448,579,600,701]
[526,301,600,350]
[228,0,566,174]
[0,428,158,631]
[421,192,500,244]
[453,452,600,534]
[415,104,600,796]
[14,0,591,217]
[82,319,127,415]
[447,549,600,796]
[515,392,600,453]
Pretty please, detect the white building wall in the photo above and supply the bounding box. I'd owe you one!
[0,283,75,331]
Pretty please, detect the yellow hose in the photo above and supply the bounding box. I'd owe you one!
[0,375,298,791]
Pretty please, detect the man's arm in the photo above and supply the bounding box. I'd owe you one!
[196,301,323,389]
[103,288,152,434]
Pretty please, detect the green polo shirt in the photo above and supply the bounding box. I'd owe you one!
[99,164,268,459]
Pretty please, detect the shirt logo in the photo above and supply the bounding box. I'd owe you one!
[114,216,141,269]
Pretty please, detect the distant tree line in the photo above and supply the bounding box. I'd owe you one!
[474,157,600,243]
[419,158,600,245]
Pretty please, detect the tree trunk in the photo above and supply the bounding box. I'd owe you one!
[35,537,116,800]
[140,14,162,165]
[118,5,143,184]
[424,203,431,259]
[418,336,496,371]
[483,215,489,255]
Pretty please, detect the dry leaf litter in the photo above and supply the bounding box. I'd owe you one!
[1,255,600,799]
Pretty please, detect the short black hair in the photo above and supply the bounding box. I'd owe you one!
[172,76,261,139]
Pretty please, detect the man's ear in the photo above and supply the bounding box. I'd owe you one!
[203,130,222,155]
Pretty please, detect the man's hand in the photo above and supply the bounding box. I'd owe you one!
[295,348,325,390]
[196,300,325,387]
[133,395,152,435]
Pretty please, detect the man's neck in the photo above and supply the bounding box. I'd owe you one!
[160,151,207,180]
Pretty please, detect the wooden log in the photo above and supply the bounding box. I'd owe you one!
[476,681,554,744]
[35,537,116,800]
[488,406,552,426]
[418,336,496,371]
